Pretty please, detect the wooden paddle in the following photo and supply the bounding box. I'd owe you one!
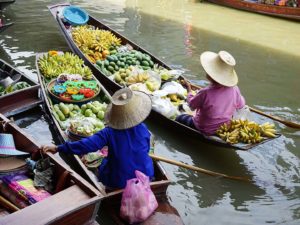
[149,153,250,182]
[181,77,300,129]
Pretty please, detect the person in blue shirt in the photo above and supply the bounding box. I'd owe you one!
[42,88,154,189]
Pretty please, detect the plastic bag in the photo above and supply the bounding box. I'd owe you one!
[120,170,158,224]
[160,81,187,98]
[233,105,252,121]
[151,95,179,119]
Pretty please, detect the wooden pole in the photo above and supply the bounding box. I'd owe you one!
[149,153,251,182]
[0,195,19,212]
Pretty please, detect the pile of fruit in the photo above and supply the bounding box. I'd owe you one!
[95,50,154,76]
[53,101,107,122]
[165,93,185,106]
[52,101,107,136]
[38,52,93,80]
[216,119,277,144]
[0,81,31,96]
[72,25,121,63]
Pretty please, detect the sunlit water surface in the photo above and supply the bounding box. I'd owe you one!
[1,0,300,224]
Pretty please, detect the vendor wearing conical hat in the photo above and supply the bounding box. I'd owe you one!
[42,88,154,189]
[176,50,246,135]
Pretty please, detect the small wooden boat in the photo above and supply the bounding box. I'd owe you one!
[205,0,300,21]
[0,22,13,33]
[0,0,15,11]
[48,3,280,150]
[0,59,41,117]
[0,113,102,225]
[36,52,184,225]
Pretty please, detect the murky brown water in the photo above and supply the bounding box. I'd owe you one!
[1,0,300,224]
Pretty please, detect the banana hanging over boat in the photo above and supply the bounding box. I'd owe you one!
[216,119,277,144]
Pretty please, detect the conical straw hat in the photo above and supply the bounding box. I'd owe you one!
[0,134,29,156]
[104,88,152,130]
[200,50,238,87]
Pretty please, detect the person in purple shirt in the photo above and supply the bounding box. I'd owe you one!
[42,88,154,189]
[176,50,246,136]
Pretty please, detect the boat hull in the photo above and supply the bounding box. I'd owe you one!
[0,0,15,11]
[206,0,300,20]
[0,22,13,33]
[0,113,102,225]
[0,59,42,117]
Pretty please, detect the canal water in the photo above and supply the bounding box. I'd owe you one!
[1,0,300,224]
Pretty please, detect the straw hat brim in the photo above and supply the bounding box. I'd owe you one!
[105,90,152,130]
[0,157,26,172]
[200,51,238,87]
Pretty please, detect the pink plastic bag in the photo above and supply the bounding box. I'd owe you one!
[120,170,158,224]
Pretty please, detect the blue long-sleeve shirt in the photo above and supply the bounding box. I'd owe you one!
[57,123,154,189]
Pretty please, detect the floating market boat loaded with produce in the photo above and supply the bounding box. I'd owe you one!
[47,3,282,150]
[36,51,184,225]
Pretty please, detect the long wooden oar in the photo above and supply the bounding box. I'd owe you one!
[182,78,300,129]
[248,107,300,129]
[149,153,251,182]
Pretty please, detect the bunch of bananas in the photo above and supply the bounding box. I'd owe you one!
[38,52,93,80]
[216,119,276,145]
[260,122,276,138]
[126,73,149,85]
[72,25,121,63]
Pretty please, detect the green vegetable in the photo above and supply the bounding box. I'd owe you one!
[56,110,66,121]
[59,103,70,116]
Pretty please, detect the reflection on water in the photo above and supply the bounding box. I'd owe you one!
[1,0,300,224]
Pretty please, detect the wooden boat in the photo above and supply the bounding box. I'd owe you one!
[205,0,300,21]
[48,3,280,150]
[0,113,102,225]
[0,0,15,11]
[0,22,13,33]
[35,52,184,225]
[0,59,42,117]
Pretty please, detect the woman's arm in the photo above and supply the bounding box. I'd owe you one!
[57,128,109,155]
[235,87,246,109]
[187,89,205,111]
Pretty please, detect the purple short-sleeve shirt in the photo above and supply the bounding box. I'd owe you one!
[187,84,245,135]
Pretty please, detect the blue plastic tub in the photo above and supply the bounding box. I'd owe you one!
[62,6,89,26]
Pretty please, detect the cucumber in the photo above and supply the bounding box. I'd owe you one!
[106,55,114,61]
[141,60,150,67]
[68,104,74,111]
[59,103,70,116]
[148,60,154,67]
[56,109,66,121]
[104,60,110,66]
[107,66,115,73]
[109,61,116,67]
[96,60,103,67]
[53,110,61,122]
[53,104,60,112]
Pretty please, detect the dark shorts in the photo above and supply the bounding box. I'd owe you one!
[175,114,196,129]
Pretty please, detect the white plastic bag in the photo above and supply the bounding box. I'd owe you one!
[233,105,252,121]
[160,81,187,98]
[151,95,178,119]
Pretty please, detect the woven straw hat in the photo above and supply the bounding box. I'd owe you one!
[0,133,29,156]
[200,50,238,87]
[104,88,152,130]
